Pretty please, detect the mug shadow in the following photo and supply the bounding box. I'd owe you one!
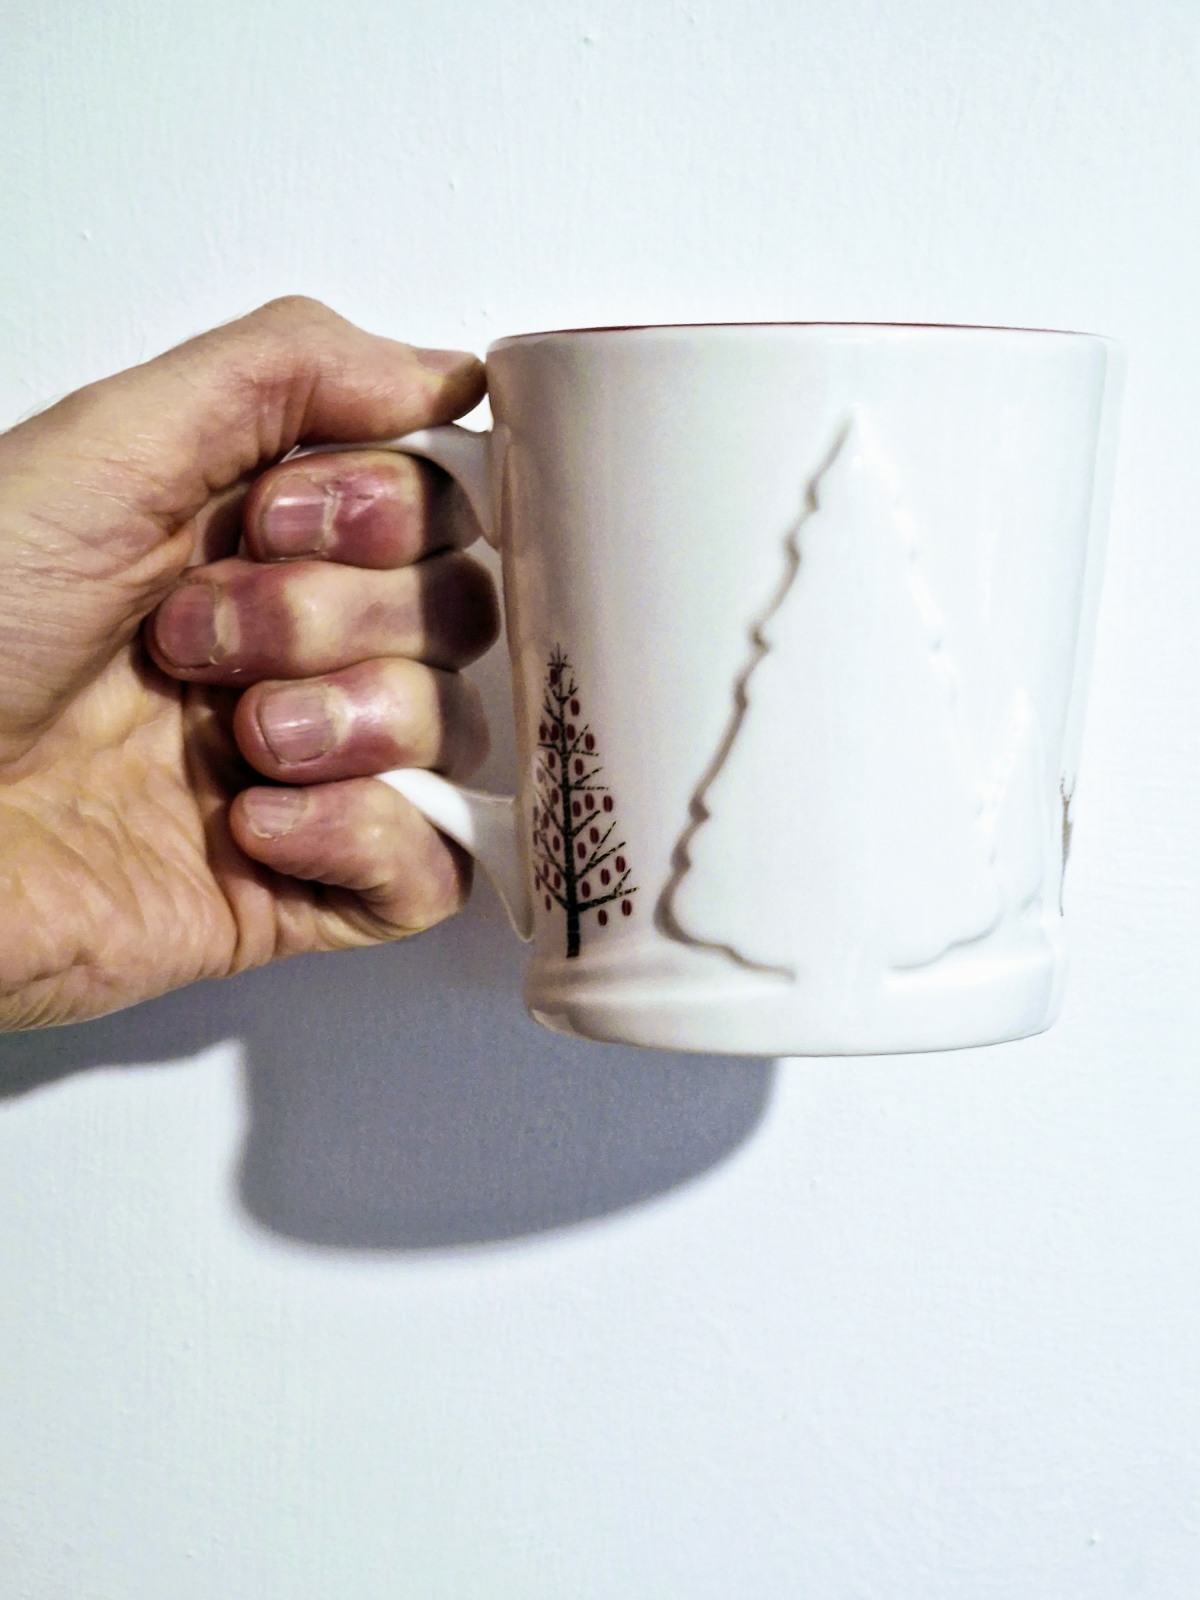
[0,890,776,1250]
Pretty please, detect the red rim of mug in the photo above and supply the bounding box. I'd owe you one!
[488,320,1112,348]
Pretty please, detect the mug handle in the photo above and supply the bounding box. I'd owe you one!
[284,426,533,940]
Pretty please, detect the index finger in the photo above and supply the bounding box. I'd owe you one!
[243,450,483,569]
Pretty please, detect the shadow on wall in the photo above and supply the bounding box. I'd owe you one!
[0,627,774,1248]
[0,894,775,1250]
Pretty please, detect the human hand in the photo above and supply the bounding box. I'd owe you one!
[0,297,498,1030]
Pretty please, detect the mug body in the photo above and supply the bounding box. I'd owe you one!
[484,324,1122,1055]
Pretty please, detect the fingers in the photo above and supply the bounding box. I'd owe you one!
[147,548,500,681]
[6,296,485,541]
[243,450,481,567]
[231,777,471,945]
[232,660,489,783]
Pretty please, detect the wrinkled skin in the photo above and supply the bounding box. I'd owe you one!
[0,298,499,1029]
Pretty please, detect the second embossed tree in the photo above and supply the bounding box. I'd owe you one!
[531,647,635,958]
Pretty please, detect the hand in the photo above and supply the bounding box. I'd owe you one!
[0,297,498,1030]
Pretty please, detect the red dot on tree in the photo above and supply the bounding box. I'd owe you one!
[598,910,608,926]
[566,724,576,739]
[621,899,633,916]
[553,835,561,851]
[543,894,551,911]
[601,868,611,885]
[589,826,599,842]
[571,698,580,715]
[554,871,561,888]
[616,854,626,871]
[602,795,614,812]
[574,759,584,775]
[577,841,586,859]
[572,801,581,817]
[539,723,548,740]
[548,752,556,767]
[585,794,595,810]
[550,666,561,684]
[584,733,595,751]
[581,880,591,897]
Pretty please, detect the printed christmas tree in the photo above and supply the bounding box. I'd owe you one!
[531,648,636,959]
[665,416,1007,985]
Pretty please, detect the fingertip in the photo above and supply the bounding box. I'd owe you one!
[233,785,310,849]
[413,346,484,382]
[420,550,502,667]
[230,777,473,936]
[411,347,487,418]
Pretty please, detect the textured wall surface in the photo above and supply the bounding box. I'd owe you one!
[2,2,1198,1595]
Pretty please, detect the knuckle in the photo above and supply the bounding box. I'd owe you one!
[271,563,340,658]
[284,564,328,630]
[356,804,396,862]
[254,294,337,331]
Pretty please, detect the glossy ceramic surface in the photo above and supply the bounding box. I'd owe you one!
[379,323,1122,1056]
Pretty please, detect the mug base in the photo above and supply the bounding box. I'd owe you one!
[525,942,1065,1058]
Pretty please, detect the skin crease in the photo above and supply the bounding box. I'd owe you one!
[0,297,499,1031]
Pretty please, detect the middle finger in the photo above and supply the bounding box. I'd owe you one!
[147,550,499,683]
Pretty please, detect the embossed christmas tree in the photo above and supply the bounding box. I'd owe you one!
[664,415,1005,979]
[531,647,635,958]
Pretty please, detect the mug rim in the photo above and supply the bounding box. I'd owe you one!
[488,320,1117,351]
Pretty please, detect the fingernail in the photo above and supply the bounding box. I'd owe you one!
[156,582,226,667]
[259,477,334,559]
[414,346,480,378]
[243,787,307,839]
[258,685,337,765]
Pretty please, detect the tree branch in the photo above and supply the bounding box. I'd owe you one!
[580,841,623,878]
[578,877,635,913]
[575,819,616,861]
[564,763,603,786]
[533,842,567,875]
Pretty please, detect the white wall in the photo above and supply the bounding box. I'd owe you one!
[2,2,1197,1594]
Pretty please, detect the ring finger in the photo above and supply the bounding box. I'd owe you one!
[232,658,489,784]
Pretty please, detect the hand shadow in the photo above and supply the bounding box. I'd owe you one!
[0,636,775,1251]
[0,899,775,1249]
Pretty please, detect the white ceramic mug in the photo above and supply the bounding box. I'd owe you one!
[307,323,1123,1057]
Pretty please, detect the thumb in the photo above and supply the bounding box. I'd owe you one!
[2,295,483,559]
